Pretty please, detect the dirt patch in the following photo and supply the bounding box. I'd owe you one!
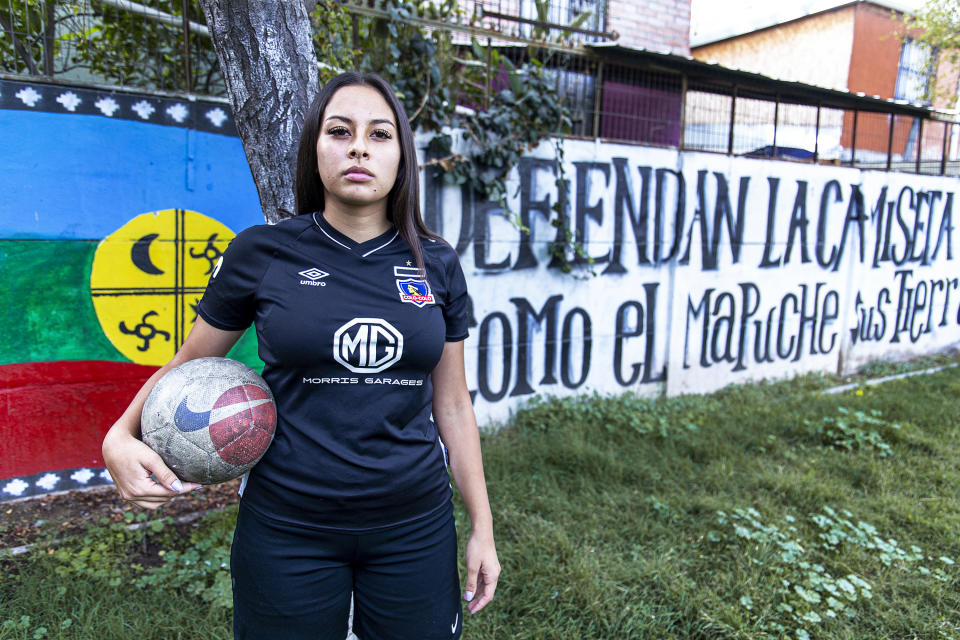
[1,479,241,550]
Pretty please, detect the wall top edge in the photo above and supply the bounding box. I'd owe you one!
[0,76,237,137]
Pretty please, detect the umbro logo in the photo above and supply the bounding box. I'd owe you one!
[299,267,329,287]
[299,268,328,280]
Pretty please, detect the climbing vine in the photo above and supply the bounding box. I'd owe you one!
[313,0,590,274]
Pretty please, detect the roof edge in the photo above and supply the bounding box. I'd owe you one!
[585,42,940,118]
[691,0,915,49]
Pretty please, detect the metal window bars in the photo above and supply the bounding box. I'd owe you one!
[1,0,221,95]
[3,0,957,176]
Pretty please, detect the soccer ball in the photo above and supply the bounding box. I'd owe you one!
[141,357,277,484]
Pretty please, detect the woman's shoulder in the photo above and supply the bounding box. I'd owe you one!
[420,236,467,298]
[232,214,315,249]
[421,234,460,268]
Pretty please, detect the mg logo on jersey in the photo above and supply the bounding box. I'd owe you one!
[333,318,404,373]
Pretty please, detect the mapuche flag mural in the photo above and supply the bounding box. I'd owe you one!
[0,78,263,500]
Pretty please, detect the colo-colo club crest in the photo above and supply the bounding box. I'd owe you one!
[394,266,434,308]
[396,279,434,307]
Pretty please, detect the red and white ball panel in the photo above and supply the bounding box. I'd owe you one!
[141,357,276,484]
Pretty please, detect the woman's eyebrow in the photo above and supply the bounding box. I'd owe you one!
[324,115,396,127]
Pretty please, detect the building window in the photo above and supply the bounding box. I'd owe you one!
[518,0,606,41]
[895,38,935,104]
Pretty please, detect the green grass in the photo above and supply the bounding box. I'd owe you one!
[0,576,231,640]
[5,362,960,639]
[458,368,960,639]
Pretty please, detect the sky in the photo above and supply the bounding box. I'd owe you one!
[690,0,929,46]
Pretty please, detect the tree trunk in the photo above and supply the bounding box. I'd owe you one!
[196,0,319,223]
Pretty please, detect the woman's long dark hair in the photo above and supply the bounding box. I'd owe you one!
[293,72,440,277]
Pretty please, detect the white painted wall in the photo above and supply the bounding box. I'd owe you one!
[418,136,960,425]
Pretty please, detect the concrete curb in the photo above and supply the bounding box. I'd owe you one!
[822,363,958,395]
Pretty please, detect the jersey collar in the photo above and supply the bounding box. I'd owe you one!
[312,211,400,258]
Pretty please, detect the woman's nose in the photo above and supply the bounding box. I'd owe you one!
[348,145,369,159]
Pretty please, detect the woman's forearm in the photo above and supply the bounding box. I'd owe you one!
[431,340,494,534]
[440,401,493,534]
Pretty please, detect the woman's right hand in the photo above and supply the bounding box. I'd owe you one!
[102,424,201,510]
[100,318,243,509]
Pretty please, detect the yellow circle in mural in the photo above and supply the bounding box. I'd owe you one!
[90,210,235,366]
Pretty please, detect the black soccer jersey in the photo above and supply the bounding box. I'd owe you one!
[197,212,470,531]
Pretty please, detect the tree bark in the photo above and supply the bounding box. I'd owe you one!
[196,0,319,223]
[43,0,56,75]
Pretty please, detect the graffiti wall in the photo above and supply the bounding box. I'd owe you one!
[2,77,957,501]
[439,142,959,423]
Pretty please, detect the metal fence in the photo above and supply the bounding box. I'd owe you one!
[453,0,609,43]
[4,0,958,176]
[678,88,959,175]
[1,0,221,94]
[504,46,959,176]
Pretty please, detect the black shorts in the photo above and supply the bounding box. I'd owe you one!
[231,501,462,640]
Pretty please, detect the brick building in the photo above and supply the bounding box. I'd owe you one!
[691,0,960,164]
[458,0,691,56]
[606,0,691,55]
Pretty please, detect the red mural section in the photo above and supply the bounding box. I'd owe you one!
[1,361,158,480]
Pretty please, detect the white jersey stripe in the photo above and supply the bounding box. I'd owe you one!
[313,212,352,251]
[313,212,399,257]
[362,231,399,257]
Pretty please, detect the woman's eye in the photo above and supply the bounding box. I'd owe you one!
[371,129,392,140]
[327,126,349,136]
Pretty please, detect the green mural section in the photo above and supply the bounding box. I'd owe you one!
[1,240,114,364]
[0,239,261,368]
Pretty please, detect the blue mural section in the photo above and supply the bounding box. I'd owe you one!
[0,78,261,239]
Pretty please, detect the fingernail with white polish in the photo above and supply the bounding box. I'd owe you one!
[170,480,183,492]
[464,591,474,602]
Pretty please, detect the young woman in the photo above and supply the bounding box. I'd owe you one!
[102,71,500,640]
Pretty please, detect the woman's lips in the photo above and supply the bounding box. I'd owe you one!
[344,166,373,181]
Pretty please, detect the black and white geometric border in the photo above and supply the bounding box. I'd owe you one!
[0,77,238,137]
[1,468,114,502]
